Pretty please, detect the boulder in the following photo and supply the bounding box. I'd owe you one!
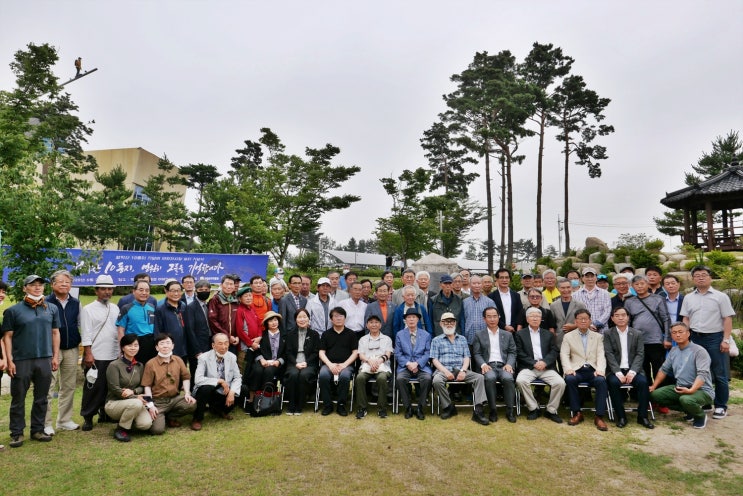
[585,237,609,251]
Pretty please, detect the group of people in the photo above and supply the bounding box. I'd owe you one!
[0,263,735,448]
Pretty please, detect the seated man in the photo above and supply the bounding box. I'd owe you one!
[141,333,197,434]
[318,307,358,416]
[192,333,242,431]
[604,307,654,428]
[473,306,517,423]
[354,315,393,419]
[560,309,609,431]
[394,308,433,420]
[430,313,489,425]
[514,307,565,423]
[649,322,714,429]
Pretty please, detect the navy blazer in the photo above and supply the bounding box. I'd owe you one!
[364,300,397,338]
[514,327,559,371]
[394,328,433,375]
[391,302,434,339]
[488,289,524,330]
[184,299,212,357]
[278,293,308,333]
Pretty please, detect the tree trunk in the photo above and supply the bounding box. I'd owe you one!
[535,112,546,258]
[506,152,514,270]
[485,150,494,275]
[563,126,571,255]
[499,155,506,269]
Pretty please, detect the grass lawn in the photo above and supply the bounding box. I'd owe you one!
[1,382,741,496]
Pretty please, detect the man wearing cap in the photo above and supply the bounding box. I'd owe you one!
[354,314,393,419]
[3,275,61,447]
[429,274,463,337]
[268,267,287,291]
[306,277,336,335]
[430,313,490,425]
[488,268,523,333]
[184,280,213,377]
[394,307,433,420]
[279,274,307,333]
[364,282,397,338]
[572,267,612,333]
[680,265,735,420]
[44,269,83,434]
[473,306,517,423]
[596,274,610,291]
[318,307,358,416]
[79,274,120,431]
[518,273,536,308]
[609,272,634,323]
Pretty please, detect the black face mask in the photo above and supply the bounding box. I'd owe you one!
[196,291,211,301]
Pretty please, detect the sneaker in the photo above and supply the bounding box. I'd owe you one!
[713,407,727,419]
[43,426,55,436]
[294,411,302,416]
[285,411,295,416]
[9,435,24,448]
[378,409,388,419]
[702,404,713,413]
[31,432,53,442]
[57,421,80,431]
[683,414,694,422]
[692,415,708,429]
[355,408,367,419]
[114,427,130,442]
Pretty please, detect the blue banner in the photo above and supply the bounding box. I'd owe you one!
[64,249,268,286]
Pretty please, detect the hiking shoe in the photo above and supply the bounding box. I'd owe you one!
[31,432,53,442]
[692,415,708,429]
[9,435,24,448]
[82,417,94,431]
[114,427,131,442]
[713,407,727,419]
[355,408,367,419]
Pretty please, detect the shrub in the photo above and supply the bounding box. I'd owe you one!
[629,248,661,269]
[644,239,664,251]
[536,256,557,270]
[558,258,575,277]
[581,246,600,262]
[292,251,319,273]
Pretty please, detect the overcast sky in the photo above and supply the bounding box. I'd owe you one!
[2,1,742,256]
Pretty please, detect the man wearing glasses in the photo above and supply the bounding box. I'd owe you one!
[155,280,189,364]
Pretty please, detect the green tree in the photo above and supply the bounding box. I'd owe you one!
[375,168,438,267]
[0,43,98,296]
[520,42,574,258]
[444,51,537,272]
[420,119,478,195]
[550,74,614,254]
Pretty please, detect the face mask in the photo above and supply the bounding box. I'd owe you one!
[157,351,173,359]
[570,280,580,288]
[196,291,210,301]
[26,294,44,301]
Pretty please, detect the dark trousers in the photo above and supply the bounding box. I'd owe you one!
[10,358,53,436]
[607,372,650,420]
[318,364,353,406]
[691,331,729,408]
[643,343,666,381]
[134,333,156,365]
[193,385,235,421]
[565,366,608,416]
[283,365,318,412]
[80,360,113,419]
[249,362,281,392]
[396,369,432,409]
[483,362,516,411]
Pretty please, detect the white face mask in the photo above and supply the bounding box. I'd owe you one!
[443,325,456,336]
[26,294,44,301]
[157,351,173,359]
[215,351,225,359]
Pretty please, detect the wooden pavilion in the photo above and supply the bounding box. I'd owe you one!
[660,164,743,251]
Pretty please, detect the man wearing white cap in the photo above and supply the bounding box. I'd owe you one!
[306,277,336,335]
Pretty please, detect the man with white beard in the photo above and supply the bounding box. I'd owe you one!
[430,313,489,425]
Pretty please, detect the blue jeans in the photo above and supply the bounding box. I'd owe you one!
[691,331,728,408]
[318,364,353,406]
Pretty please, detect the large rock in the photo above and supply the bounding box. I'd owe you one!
[588,252,605,264]
[585,237,609,251]
[668,253,687,263]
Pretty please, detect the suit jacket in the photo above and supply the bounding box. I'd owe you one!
[184,299,212,357]
[549,298,587,333]
[394,328,433,375]
[284,327,321,369]
[514,327,559,371]
[254,329,287,367]
[604,326,645,376]
[488,289,524,330]
[279,292,308,333]
[193,349,242,395]
[472,328,517,371]
[391,302,434,338]
[364,300,397,339]
[560,329,606,374]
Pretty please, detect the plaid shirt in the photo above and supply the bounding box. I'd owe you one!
[430,333,470,371]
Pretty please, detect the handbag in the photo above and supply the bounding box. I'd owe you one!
[251,382,281,417]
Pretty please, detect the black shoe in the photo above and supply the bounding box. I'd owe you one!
[545,411,563,424]
[404,406,413,419]
[337,404,348,417]
[638,417,655,429]
[82,417,94,432]
[506,409,517,423]
[472,408,490,426]
[416,405,426,421]
[616,417,628,428]
[31,432,52,442]
[527,408,541,420]
[440,404,456,420]
[355,408,367,419]
[378,409,388,419]
[321,404,334,416]
[114,426,131,442]
[489,410,498,423]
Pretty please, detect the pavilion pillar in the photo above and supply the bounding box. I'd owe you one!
[705,201,715,251]
[683,208,691,244]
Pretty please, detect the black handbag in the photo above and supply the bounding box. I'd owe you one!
[251,382,281,417]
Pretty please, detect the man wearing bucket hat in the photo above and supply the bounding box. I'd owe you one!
[79,274,120,431]
[3,275,61,447]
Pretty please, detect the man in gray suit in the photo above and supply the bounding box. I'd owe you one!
[604,307,654,429]
[473,306,517,423]
[550,278,587,350]
[192,333,243,430]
